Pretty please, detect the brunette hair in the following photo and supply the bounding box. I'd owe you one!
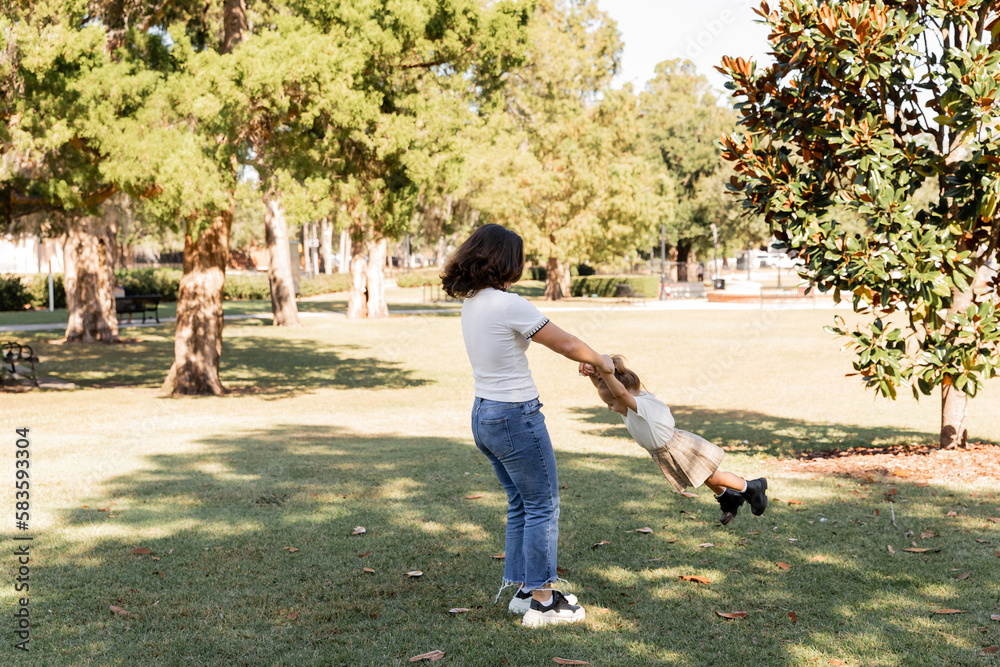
[440,224,525,298]
[595,355,643,395]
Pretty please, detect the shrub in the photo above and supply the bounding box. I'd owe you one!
[224,273,271,300]
[570,275,660,298]
[0,274,32,311]
[115,268,182,301]
[395,271,441,288]
[25,273,67,309]
[300,273,352,295]
[524,266,547,282]
[576,263,596,277]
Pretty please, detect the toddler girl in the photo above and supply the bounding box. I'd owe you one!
[580,355,767,524]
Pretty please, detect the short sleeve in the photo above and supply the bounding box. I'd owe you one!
[505,293,549,338]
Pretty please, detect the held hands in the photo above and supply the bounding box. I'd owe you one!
[578,355,614,377]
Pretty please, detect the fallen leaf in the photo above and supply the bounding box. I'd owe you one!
[920,531,936,539]
[491,553,505,560]
[592,540,610,548]
[932,609,966,614]
[830,661,844,666]
[633,527,653,534]
[679,575,711,585]
[903,548,939,553]
[359,551,372,558]
[552,659,591,665]
[557,566,569,574]
[593,607,610,614]
[990,518,1000,524]
[811,555,827,561]
[283,547,299,553]
[362,568,375,574]
[976,539,989,543]
[914,481,929,487]
[130,548,152,556]
[789,611,798,623]
[957,571,970,580]
[776,562,792,570]
[408,650,445,662]
[351,526,366,536]
[151,557,160,561]
[288,611,298,620]
[109,605,130,617]
[464,494,484,500]
[715,611,747,619]
[697,543,713,548]
[747,531,761,535]
[983,646,999,655]
[98,508,109,512]
[680,492,698,498]
[886,489,898,496]
[946,511,957,517]
[448,608,469,614]
[991,614,1000,621]
[888,545,896,554]
[786,499,803,505]
[407,570,423,578]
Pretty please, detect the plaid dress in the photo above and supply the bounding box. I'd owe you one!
[624,392,724,492]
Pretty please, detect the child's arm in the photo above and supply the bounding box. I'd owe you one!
[596,355,638,413]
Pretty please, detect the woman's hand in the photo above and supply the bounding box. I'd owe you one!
[579,362,596,377]
[596,354,614,375]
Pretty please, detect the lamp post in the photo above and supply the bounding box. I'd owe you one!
[710,223,719,280]
[659,224,666,300]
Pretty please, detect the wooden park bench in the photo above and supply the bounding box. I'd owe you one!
[1,340,39,388]
[116,293,162,324]
[614,283,646,305]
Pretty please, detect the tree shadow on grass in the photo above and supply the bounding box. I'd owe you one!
[567,405,939,459]
[37,424,1000,665]
[25,332,428,395]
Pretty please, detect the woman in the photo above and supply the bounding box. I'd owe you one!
[441,224,612,627]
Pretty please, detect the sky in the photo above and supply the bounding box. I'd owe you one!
[595,0,773,95]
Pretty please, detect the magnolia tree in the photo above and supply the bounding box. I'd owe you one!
[719,0,1000,448]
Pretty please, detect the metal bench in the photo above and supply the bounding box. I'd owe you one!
[115,294,161,323]
[1,340,39,388]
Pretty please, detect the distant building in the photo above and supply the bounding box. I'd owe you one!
[0,236,65,274]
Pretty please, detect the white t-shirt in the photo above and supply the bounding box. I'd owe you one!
[461,287,550,402]
[623,391,676,451]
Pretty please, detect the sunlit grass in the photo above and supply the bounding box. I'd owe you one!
[1,304,999,665]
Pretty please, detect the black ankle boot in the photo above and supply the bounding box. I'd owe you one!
[741,478,768,516]
[716,489,745,526]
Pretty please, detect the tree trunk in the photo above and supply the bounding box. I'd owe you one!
[302,224,314,275]
[263,190,300,327]
[938,263,992,448]
[222,0,247,54]
[366,237,389,318]
[338,228,350,274]
[940,384,969,449]
[321,218,334,275]
[162,212,232,395]
[347,231,368,319]
[63,214,119,343]
[436,235,446,267]
[675,242,691,282]
[544,255,563,301]
[560,261,571,300]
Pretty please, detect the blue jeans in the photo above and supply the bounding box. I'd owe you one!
[472,397,559,589]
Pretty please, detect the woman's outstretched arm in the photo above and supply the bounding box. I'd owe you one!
[531,322,612,373]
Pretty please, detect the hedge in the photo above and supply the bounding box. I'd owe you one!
[0,274,33,311]
[396,271,441,288]
[299,273,352,295]
[570,275,661,298]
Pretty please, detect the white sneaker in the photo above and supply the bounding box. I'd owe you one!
[521,591,586,627]
[508,589,578,615]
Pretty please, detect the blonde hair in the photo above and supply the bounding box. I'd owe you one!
[595,355,643,396]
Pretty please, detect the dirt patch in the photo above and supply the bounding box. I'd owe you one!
[771,441,1000,485]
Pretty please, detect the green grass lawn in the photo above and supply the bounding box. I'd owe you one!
[2,304,999,666]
